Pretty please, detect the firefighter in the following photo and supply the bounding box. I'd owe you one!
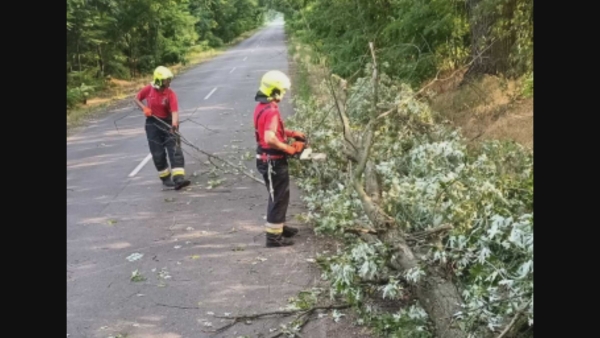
[133,66,190,190]
[254,70,306,247]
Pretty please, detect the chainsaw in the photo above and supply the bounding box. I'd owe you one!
[292,136,327,161]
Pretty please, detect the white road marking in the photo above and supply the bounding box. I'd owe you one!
[204,87,217,100]
[128,153,152,177]
[229,67,237,74]
[243,56,247,61]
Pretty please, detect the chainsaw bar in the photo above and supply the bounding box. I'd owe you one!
[298,148,327,161]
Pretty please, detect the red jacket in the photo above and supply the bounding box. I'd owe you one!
[136,84,178,119]
[254,100,287,150]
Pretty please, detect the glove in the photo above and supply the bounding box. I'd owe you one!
[287,130,306,142]
[282,141,304,155]
[282,144,297,155]
[289,141,305,156]
[143,106,152,117]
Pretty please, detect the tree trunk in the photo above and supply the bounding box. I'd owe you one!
[76,40,82,72]
[414,269,465,338]
[380,229,466,338]
[463,0,516,81]
[96,44,104,79]
[348,150,470,334]
[354,173,467,337]
[126,34,135,78]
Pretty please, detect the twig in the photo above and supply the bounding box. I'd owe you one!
[205,310,299,334]
[420,33,433,54]
[150,116,264,184]
[414,38,497,99]
[293,312,312,336]
[180,118,219,133]
[207,157,221,169]
[469,131,485,142]
[344,227,378,235]
[408,224,454,240]
[154,302,199,310]
[213,309,301,320]
[205,304,350,334]
[345,66,364,84]
[414,66,465,99]
[375,106,396,120]
[113,110,134,134]
[268,331,284,338]
[326,76,358,152]
[267,305,343,338]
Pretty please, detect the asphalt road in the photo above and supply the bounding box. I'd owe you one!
[67,18,331,338]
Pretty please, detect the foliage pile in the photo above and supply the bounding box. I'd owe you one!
[286,62,533,337]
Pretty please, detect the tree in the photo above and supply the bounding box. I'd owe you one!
[464,0,533,79]
[67,0,266,109]
[286,46,533,337]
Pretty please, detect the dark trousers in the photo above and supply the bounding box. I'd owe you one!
[145,117,185,174]
[257,158,290,224]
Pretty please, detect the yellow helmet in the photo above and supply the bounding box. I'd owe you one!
[153,66,173,88]
[259,70,291,99]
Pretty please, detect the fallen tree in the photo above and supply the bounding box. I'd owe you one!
[286,43,533,338]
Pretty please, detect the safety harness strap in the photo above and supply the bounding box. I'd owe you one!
[254,103,286,145]
[254,104,273,142]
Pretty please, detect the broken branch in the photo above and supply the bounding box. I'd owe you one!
[408,224,454,240]
[205,304,350,334]
[414,38,498,99]
[376,106,397,120]
[151,116,264,185]
[180,118,220,133]
[344,227,378,235]
[326,75,358,153]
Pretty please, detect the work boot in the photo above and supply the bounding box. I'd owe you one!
[172,175,191,190]
[282,225,298,238]
[161,176,175,187]
[266,233,294,247]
